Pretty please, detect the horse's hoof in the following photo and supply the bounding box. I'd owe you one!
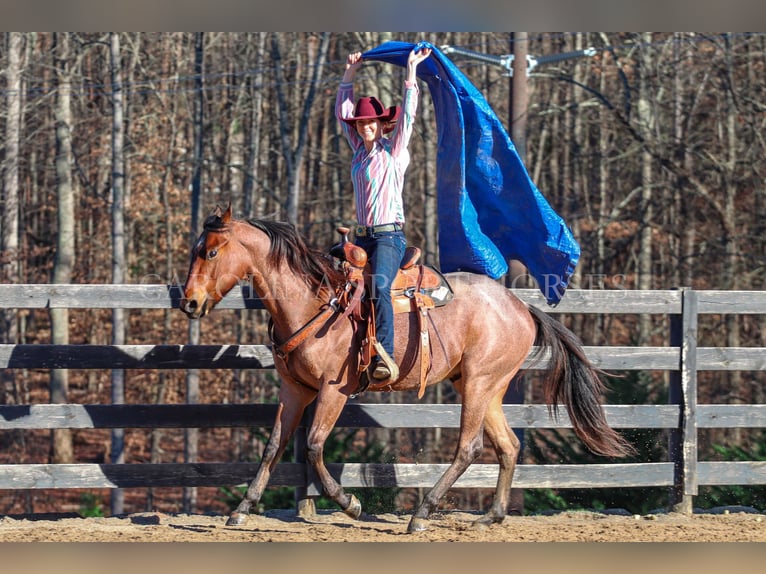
[470,518,491,531]
[226,511,249,527]
[344,494,362,519]
[407,517,429,533]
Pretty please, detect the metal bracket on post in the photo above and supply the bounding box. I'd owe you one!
[441,45,598,77]
[440,45,512,74]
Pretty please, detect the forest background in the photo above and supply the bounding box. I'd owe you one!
[0,31,764,517]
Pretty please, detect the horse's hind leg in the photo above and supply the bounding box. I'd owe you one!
[227,381,314,526]
[471,391,520,528]
[408,424,484,533]
[407,381,490,533]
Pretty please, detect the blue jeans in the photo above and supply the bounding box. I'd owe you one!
[355,231,406,360]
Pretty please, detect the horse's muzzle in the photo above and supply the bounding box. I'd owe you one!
[180,296,208,319]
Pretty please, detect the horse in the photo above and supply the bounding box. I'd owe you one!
[180,204,632,533]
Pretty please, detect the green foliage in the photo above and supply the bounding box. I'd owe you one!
[219,427,399,514]
[523,488,569,512]
[523,371,670,515]
[525,377,766,515]
[696,436,766,510]
[78,492,105,518]
[343,444,399,514]
[219,426,297,513]
[220,374,766,517]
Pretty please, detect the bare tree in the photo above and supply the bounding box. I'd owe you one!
[243,33,268,219]
[4,32,766,516]
[421,33,439,266]
[271,33,330,226]
[637,32,655,346]
[110,31,127,516]
[184,31,205,513]
[50,32,75,463]
[1,32,24,404]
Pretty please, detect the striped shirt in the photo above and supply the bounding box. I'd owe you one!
[335,80,419,227]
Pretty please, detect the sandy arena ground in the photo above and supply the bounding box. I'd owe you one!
[1,507,765,542]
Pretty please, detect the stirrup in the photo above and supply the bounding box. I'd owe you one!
[372,341,399,381]
[372,359,392,381]
[350,371,370,399]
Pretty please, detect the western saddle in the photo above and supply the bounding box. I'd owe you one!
[330,227,453,397]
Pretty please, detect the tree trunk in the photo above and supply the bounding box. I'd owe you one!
[1,32,23,405]
[110,31,127,516]
[569,32,587,335]
[149,32,181,510]
[51,32,75,464]
[422,33,438,267]
[637,32,655,346]
[184,31,205,513]
[596,33,612,346]
[243,33,267,218]
[273,33,330,226]
[722,34,743,441]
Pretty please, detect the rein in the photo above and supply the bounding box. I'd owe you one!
[268,296,340,360]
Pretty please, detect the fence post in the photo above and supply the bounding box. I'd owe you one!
[667,288,698,513]
[183,320,201,513]
[504,375,525,515]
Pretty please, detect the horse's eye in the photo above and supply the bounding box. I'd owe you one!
[207,249,218,260]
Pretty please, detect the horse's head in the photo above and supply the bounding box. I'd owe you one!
[180,203,248,319]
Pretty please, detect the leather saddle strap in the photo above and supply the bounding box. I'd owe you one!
[358,300,375,373]
[414,266,432,399]
[271,300,339,359]
[333,275,365,331]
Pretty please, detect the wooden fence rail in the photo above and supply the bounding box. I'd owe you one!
[1,285,765,512]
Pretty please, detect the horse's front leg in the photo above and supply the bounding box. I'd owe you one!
[305,384,361,519]
[227,380,315,527]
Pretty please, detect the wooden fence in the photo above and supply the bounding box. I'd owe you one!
[1,284,765,514]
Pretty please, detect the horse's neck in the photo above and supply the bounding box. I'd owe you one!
[234,221,331,342]
[249,259,327,341]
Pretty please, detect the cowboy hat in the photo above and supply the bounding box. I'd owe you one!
[342,96,401,132]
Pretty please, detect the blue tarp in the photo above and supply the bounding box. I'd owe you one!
[363,41,580,305]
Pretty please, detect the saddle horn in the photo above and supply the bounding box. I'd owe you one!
[331,226,368,268]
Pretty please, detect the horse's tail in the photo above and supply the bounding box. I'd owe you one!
[527,305,634,458]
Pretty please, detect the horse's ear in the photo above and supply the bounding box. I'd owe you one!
[222,202,233,223]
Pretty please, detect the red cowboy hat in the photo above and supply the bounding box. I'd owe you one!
[342,96,401,132]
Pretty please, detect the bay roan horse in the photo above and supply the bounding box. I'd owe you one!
[180,205,632,533]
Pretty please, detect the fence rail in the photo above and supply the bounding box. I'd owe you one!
[1,285,765,512]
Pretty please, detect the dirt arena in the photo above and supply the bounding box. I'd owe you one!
[1,507,765,542]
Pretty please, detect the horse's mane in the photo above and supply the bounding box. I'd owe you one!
[202,213,345,291]
[246,218,345,290]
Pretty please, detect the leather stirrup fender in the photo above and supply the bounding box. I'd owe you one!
[358,301,375,374]
[414,265,433,399]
